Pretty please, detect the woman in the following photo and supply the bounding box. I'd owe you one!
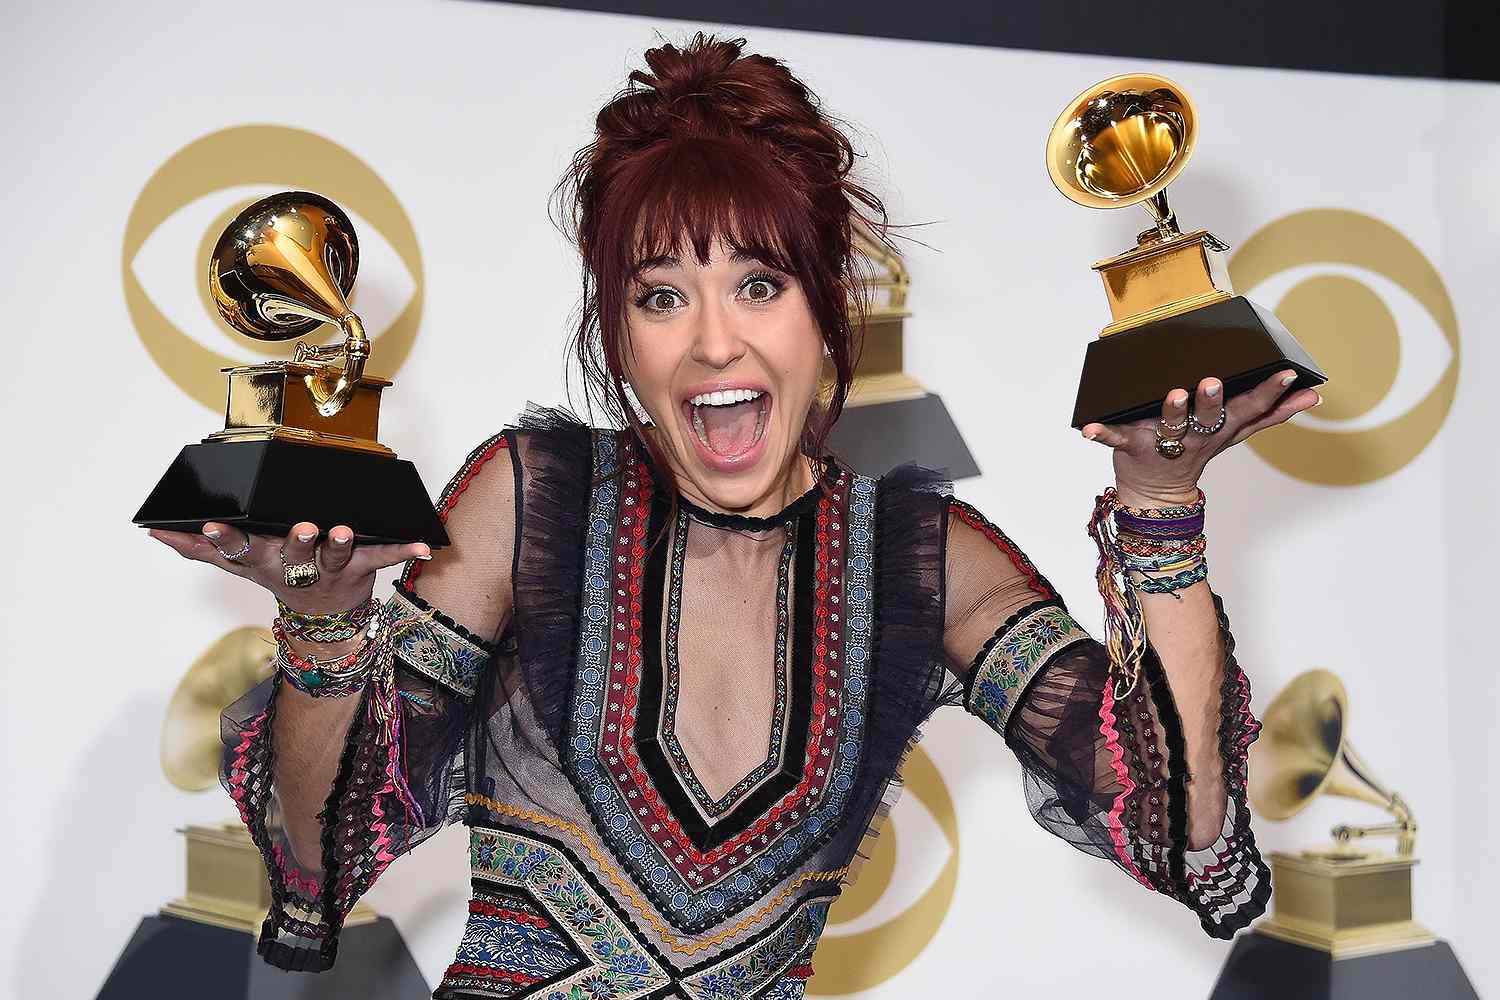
[149,34,1317,998]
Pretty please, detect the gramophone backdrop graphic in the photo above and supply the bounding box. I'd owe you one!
[1208,670,1478,998]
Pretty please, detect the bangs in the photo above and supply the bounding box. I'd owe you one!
[596,136,818,279]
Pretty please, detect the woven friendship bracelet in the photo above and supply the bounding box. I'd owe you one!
[276,595,381,644]
[1131,560,1210,594]
[273,611,383,696]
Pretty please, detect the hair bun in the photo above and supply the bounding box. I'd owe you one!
[632,33,745,104]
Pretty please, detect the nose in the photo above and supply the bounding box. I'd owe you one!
[689,299,747,371]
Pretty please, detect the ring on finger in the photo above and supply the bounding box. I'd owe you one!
[215,536,252,563]
[280,545,321,588]
[1154,425,1187,460]
[1188,403,1227,435]
[1158,414,1189,435]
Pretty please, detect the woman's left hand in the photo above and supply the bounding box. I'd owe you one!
[1080,369,1321,507]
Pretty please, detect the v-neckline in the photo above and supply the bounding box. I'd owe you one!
[634,493,817,851]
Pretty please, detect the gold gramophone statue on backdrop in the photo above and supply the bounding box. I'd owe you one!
[823,222,980,479]
[134,191,447,546]
[1208,669,1477,998]
[96,629,426,998]
[1046,74,1327,428]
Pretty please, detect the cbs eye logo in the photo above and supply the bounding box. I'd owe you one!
[1229,209,1459,486]
[122,125,423,411]
[808,745,958,995]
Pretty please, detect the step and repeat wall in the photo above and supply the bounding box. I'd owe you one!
[3,1,1495,996]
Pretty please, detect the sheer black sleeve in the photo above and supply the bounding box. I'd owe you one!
[218,430,517,971]
[942,499,1269,938]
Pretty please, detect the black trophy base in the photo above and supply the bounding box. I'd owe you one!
[134,438,450,548]
[1072,295,1327,428]
[827,393,980,480]
[1208,932,1478,1000]
[97,914,430,1000]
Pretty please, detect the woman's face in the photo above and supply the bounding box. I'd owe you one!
[623,238,824,515]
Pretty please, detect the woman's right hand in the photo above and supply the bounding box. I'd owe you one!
[147,521,432,614]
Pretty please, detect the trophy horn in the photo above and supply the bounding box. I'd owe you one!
[209,191,369,418]
[1249,669,1417,856]
[1046,73,1198,241]
[161,626,274,792]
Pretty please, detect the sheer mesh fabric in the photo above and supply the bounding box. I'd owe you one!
[218,430,517,969]
[941,500,1269,936]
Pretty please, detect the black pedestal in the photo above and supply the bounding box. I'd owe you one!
[1208,932,1478,999]
[134,438,449,547]
[97,915,430,1000]
[827,393,980,480]
[1073,295,1327,428]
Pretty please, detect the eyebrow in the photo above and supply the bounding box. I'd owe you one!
[631,249,776,277]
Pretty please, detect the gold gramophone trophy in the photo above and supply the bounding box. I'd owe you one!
[1207,669,1477,998]
[1046,74,1327,428]
[134,191,447,546]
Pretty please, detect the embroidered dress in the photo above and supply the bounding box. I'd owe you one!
[222,410,1269,996]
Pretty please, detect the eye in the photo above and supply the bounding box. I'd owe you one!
[808,744,957,993]
[1227,209,1460,486]
[636,286,684,313]
[740,272,785,304]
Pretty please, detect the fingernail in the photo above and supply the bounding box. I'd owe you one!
[1083,430,1097,441]
[203,527,221,539]
[331,532,350,546]
[1281,373,1297,387]
[415,553,433,561]
[1313,393,1323,406]
[1206,382,1221,398]
[297,531,316,542]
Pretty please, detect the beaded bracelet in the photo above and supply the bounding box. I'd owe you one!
[273,612,382,696]
[276,595,381,644]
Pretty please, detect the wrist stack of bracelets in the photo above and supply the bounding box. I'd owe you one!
[1088,486,1209,698]
[273,596,384,696]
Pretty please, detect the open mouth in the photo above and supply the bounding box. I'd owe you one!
[680,387,772,465]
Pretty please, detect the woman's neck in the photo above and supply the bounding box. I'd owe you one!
[641,426,819,521]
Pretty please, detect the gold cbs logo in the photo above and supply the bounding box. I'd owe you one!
[1229,209,1459,486]
[808,745,958,994]
[123,125,423,411]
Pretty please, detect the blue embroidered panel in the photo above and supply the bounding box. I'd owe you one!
[559,432,878,934]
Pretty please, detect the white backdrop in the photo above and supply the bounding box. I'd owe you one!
[3,1,1496,996]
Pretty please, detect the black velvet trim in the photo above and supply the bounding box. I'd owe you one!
[508,405,594,757]
[676,464,827,532]
[389,579,501,655]
[959,596,1071,705]
[633,495,815,850]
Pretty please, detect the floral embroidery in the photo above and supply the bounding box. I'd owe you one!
[679,895,831,1000]
[466,827,672,1000]
[387,585,493,698]
[966,603,1089,734]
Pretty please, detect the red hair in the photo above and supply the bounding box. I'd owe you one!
[552,33,891,493]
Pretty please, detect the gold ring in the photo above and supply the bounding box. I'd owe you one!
[280,546,321,588]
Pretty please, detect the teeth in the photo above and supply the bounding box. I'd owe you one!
[688,388,764,407]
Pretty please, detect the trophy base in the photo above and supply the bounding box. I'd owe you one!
[134,438,450,547]
[97,914,428,999]
[1209,933,1478,999]
[1071,294,1327,428]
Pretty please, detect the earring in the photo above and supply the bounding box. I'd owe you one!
[622,383,654,426]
